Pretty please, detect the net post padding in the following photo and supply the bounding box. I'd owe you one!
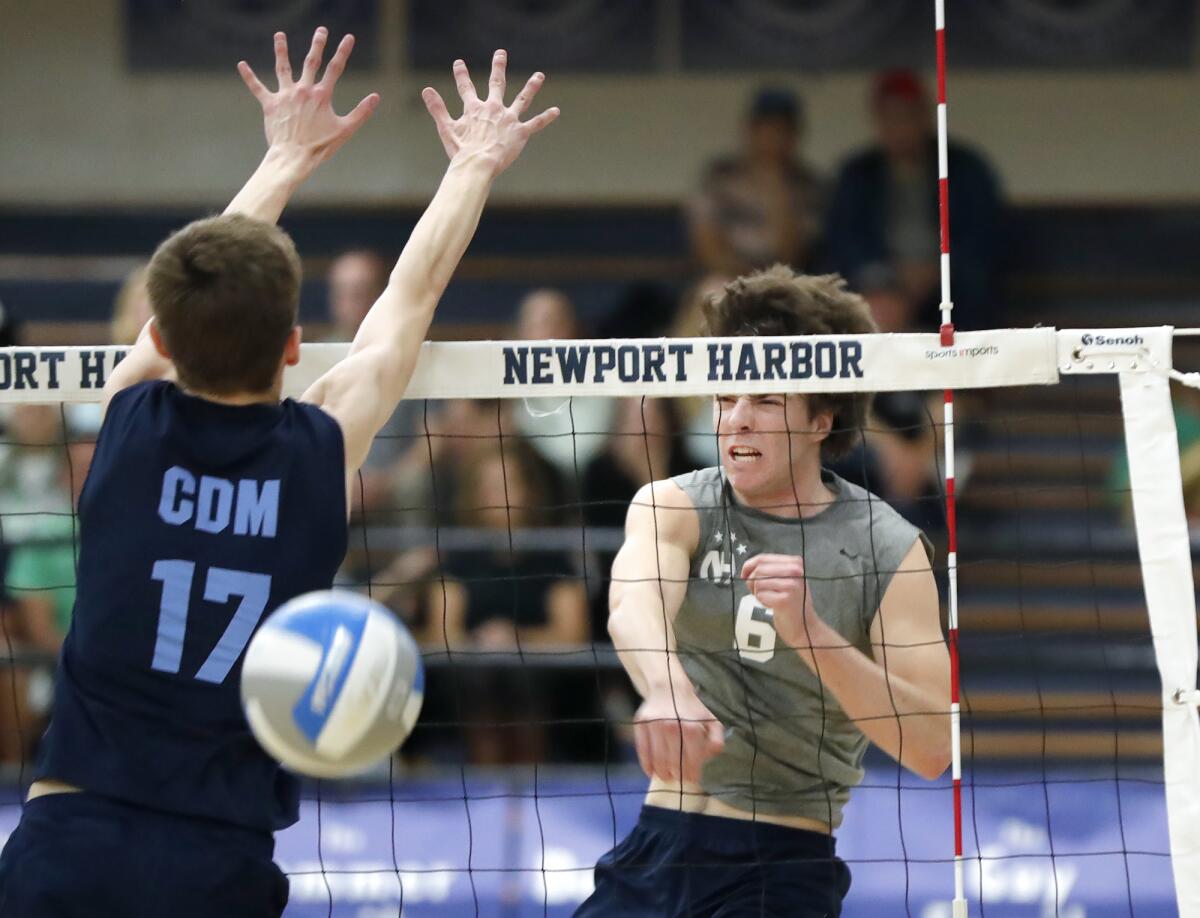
[1119,368,1200,916]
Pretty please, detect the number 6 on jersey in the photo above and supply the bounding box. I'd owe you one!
[734,594,777,663]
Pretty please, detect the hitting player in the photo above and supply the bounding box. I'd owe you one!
[0,29,556,917]
[578,267,951,917]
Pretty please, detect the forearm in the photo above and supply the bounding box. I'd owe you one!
[608,587,691,700]
[795,620,950,778]
[353,156,495,353]
[224,146,321,223]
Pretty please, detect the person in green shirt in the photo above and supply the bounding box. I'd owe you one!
[1108,384,1200,522]
[6,514,78,652]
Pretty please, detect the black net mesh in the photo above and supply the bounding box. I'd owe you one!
[0,375,1178,916]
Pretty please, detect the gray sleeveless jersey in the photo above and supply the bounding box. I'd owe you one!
[671,466,931,828]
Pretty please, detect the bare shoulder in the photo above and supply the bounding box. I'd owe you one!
[298,351,384,477]
[877,539,941,630]
[626,478,700,553]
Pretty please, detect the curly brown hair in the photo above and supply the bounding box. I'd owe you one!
[702,265,878,459]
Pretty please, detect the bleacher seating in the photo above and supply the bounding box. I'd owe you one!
[2,202,1196,763]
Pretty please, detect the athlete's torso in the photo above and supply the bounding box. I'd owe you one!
[34,381,348,831]
[647,466,926,830]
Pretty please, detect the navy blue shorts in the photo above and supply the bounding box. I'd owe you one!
[0,792,289,918]
[575,806,851,918]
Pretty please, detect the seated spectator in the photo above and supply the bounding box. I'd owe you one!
[328,249,389,342]
[688,87,824,276]
[597,281,678,341]
[0,406,74,545]
[326,249,427,515]
[864,392,944,534]
[0,408,96,765]
[1110,384,1200,524]
[372,398,513,624]
[425,439,586,650]
[581,398,695,640]
[0,540,20,767]
[110,264,152,345]
[824,70,1004,331]
[670,273,734,467]
[424,438,588,764]
[511,288,614,479]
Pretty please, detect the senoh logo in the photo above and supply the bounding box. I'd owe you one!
[1081,333,1144,347]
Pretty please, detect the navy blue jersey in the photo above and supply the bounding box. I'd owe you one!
[35,381,347,831]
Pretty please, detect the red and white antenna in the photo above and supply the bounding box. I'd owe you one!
[934,1,967,916]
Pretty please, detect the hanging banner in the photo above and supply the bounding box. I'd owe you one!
[955,0,1196,69]
[125,0,379,72]
[409,0,655,73]
[681,0,931,71]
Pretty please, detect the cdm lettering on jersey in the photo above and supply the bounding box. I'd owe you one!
[502,340,864,386]
[157,466,280,538]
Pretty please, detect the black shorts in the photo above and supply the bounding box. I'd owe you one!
[0,792,289,918]
[575,806,851,918]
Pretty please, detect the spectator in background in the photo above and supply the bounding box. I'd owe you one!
[862,392,944,534]
[328,248,389,341]
[1110,384,1200,524]
[689,87,825,276]
[372,398,512,625]
[326,249,423,514]
[825,70,1003,331]
[110,264,152,345]
[581,398,694,640]
[512,288,614,480]
[424,438,588,764]
[1180,442,1200,528]
[5,428,95,655]
[670,273,733,467]
[0,541,15,765]
[0,407,97,765]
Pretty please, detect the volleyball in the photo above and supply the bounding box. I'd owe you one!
[240,590,424,778]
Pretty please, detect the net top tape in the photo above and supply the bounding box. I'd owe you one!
[0,327,1173,404]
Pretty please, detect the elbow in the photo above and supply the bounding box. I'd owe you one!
[913,755,951,782]
[909,742,953,782]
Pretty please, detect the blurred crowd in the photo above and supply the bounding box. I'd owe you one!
[0,70,1010,773]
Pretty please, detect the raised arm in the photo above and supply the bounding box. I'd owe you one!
[608,480,724,785]
[102,28,377,414]
[301,50,559,480]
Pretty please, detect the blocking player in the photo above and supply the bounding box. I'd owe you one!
[0,28,556,918]
[577,267,951,917]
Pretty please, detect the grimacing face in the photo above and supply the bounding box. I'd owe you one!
[714,394,831,504]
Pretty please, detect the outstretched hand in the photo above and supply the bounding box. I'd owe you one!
[422,50,559,177]
[238,27,380,164]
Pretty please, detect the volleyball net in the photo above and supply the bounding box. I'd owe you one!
[0,326,1196,916]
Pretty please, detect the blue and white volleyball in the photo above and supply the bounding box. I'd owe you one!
[241,590,424,778]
